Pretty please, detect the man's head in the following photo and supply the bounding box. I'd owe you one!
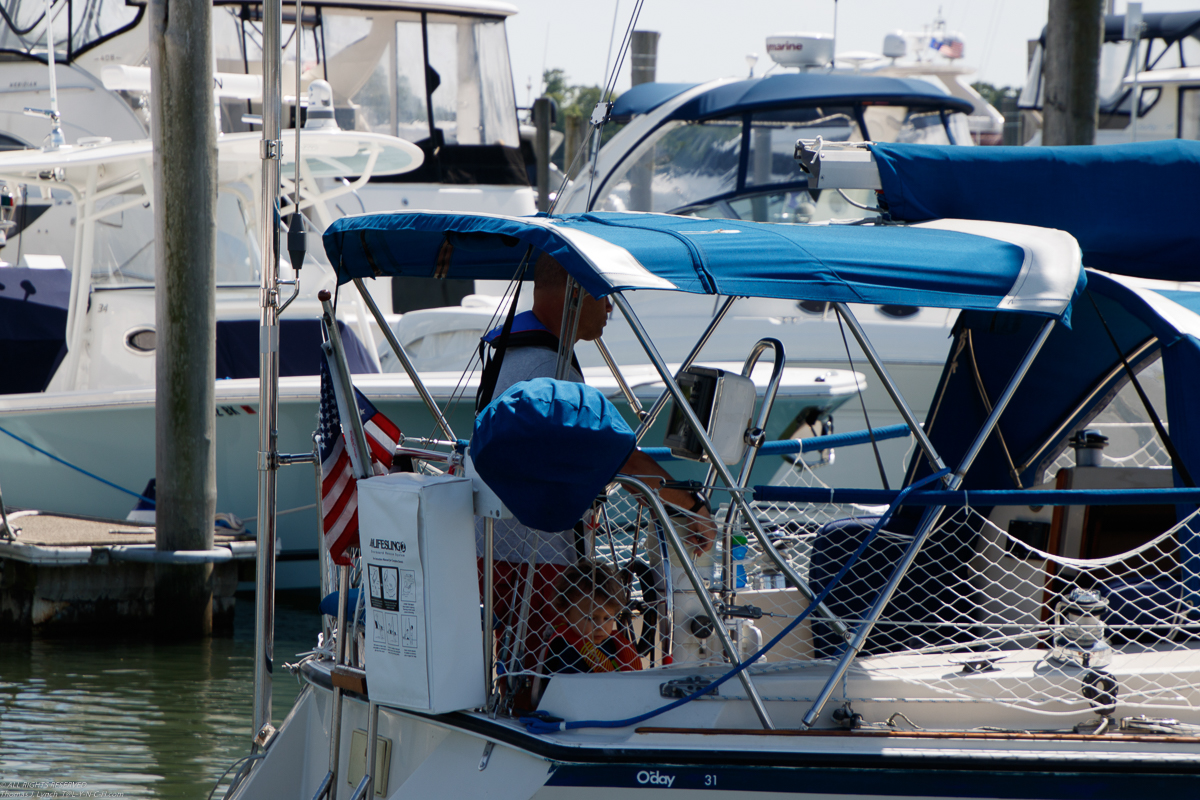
[532,252,612,343]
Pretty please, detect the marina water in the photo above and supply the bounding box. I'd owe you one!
[1,594,319,798]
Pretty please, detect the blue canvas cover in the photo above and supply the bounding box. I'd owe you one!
[471,378,636,532]
[610,82,698,121]
[215,319,377,379]
[664,74,974,122]
[0,266,70,394]
[324,211,1083,320]
[870,140,1200,281]
[906,271,1200,516]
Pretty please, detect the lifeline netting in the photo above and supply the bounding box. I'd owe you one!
[486,454,1200,719]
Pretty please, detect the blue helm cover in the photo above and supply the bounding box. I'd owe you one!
[472,378,636,532]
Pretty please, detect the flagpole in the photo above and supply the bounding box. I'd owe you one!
[320,291,372,481]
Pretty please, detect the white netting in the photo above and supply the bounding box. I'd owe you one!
[485,475,1200,719]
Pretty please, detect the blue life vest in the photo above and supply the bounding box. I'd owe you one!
[476,310,580,411]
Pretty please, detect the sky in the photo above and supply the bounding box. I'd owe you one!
[504,0,1200,105]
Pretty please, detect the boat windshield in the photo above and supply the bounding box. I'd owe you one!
[91,184,261,286]
[0,0,143,62]
[593,104,958,216]
[214,4,519,151]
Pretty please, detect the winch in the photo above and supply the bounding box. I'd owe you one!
[1049,588,1112,669]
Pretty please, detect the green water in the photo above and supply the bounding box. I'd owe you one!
[0,595,321,799]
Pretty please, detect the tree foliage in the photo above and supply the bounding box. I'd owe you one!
[971,81,1019,109]
[543,69,612,121]
[539,69,621,168]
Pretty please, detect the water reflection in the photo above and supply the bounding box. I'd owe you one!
[0,594,319,799]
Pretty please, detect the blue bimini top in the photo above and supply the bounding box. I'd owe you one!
[609,74,973,123]
[663,73,974,123]
[323,211,1085,322]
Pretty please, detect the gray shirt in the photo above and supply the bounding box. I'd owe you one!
[475,345,585,566]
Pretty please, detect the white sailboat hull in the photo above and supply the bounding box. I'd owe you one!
[229,653,1200,800]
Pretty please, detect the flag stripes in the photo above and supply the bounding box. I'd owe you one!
[319,356,401,565]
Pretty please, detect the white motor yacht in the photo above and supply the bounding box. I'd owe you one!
[0,0,539,312]
[0,127,426,588]
[1020,10,1200,144]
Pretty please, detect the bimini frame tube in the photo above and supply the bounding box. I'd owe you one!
[801,317,1057,728]
[832,302,947,479]
[612,293,848,639]
[252,0,283,748]
[616,475,774,730]
[594,335,647,421]
[633,295,739,444]
[351,277,455,442]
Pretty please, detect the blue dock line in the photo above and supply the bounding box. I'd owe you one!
[642,423,912,462]
[752,486,1200,506]
[0,424,156,507]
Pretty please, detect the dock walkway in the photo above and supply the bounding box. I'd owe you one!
[0,510,257,633]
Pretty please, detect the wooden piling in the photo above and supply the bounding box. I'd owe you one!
[627,31,659,212]
[534,97,551,212]
[1042,0,1105,145]
[149,0,218,637]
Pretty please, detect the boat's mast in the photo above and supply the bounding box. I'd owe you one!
[252,0,283,748]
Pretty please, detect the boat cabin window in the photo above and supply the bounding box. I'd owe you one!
[594,119,742,212]
[91,187,262,287]
[861,107,954,145]
[217,4,521,178]
[1040,357,1170,483]
[1182,88,1200,139]
[0,0,142,62]
[744,108,861,190]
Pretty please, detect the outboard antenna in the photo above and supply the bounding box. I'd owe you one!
[286,0,306,277]
[23,0,65,150]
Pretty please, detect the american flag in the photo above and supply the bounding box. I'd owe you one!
[319,355,402,565]
[935,36,964,60]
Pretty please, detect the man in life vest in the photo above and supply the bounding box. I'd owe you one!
[477,253,715,685]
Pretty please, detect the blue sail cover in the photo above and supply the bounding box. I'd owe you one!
[324,211,1083,320]
[870,140,1200,281]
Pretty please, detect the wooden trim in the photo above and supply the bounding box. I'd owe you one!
[634,726,1200,744]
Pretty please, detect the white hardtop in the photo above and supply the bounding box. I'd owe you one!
[0,130,422,186]
[250,0,517,14]
[1125,66,1200,86]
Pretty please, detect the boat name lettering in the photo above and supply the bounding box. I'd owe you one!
[215,405,257,417]
[370,539,406,553]
[635,770,675,788]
